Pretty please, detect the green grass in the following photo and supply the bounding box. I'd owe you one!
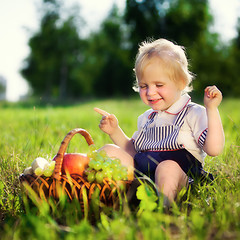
[0,97,240,239]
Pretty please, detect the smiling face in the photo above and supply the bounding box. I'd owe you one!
[138,57,185,111]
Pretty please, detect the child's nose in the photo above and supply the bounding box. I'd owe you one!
[147,86,156,96]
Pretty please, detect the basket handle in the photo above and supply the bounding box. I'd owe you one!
[53,128,94,180]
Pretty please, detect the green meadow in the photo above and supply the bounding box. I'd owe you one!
[0,97,240,239]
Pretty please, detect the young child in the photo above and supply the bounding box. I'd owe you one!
[94,38,225,205]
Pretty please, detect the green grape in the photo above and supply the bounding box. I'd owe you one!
[89,160,97,169]
[103,170,109,178]
[88,144,97,152]
[87,171,95,182]
[105,168,113,179]
[113,174,122,181]
[94,161,101,171]
[113,169,122,181]
[111,160,120,169]
[102,161,110,171]
[87,150,98,159]
[114,158,121,164]
[105,159,113,168]
[106,158,113,163]
[96,171,104,183]
[48,161,55,171]
[119,165,127,173]
[95,155,104,165]
[43,169,53,177]
[34,167,43,176]
[86,147,129,183]
[99,150,107,158]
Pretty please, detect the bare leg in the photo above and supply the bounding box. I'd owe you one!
[155,160,188,202]
[98,144,135,180]
[98,143,134,168]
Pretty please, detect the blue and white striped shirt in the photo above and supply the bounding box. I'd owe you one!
[132,94,208,164]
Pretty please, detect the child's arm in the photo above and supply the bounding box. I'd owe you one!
[202,86,225,156]
[94,108,137,157]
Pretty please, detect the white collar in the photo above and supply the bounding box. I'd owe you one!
[164,94,191,115]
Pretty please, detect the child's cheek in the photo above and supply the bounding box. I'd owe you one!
[139,89,145,98]
[139,90,147,103]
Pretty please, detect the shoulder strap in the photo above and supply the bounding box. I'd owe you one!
[174,105,189,126]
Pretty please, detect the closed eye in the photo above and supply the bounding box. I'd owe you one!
[139,85,147,89]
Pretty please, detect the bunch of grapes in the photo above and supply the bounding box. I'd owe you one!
[34,161,56,177]
[85,147,128,184]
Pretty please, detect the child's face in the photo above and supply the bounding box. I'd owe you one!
[138,57,184,111]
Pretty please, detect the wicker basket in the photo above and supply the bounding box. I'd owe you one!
[19,128,131,210]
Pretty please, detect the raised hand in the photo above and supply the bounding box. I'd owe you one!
[204,85,222,109]
[203,85,225,156]
[94,108,119,135]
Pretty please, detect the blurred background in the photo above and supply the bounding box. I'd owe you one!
[1,0,240,102]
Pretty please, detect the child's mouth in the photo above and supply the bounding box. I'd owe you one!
[149,98,162,104]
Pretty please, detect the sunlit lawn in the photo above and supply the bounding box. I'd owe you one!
[0,97,240,239]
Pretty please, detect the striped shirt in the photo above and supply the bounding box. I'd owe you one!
[132,94,208,164]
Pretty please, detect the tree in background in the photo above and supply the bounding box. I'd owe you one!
[21,0,85,99]
[124,0,168,57]
[124,0,212,51]
[21,0,239,100]
[165,0,213,46]
[85,5,133,97]
[124,0,222,97]
[49,4,134,97]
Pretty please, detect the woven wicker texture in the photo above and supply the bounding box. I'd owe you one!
[19,128,131,210]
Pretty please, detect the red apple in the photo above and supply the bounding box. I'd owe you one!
[60,153,90,175]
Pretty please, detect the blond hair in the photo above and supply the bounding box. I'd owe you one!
[133,38,194,93]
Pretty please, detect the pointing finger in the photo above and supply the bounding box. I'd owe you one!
[94,107,110,116]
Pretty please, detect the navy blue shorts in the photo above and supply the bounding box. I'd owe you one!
[134,149,213,182]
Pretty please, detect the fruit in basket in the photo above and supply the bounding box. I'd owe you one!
[34,167,44,176]
[24,157,56,177]
[31,157,49,172]
[85,149,134,183]
[43,168,54,177]
[60,153,90,175]
[48,161,56,171]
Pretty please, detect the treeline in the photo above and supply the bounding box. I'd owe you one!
[21,0,240,100]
